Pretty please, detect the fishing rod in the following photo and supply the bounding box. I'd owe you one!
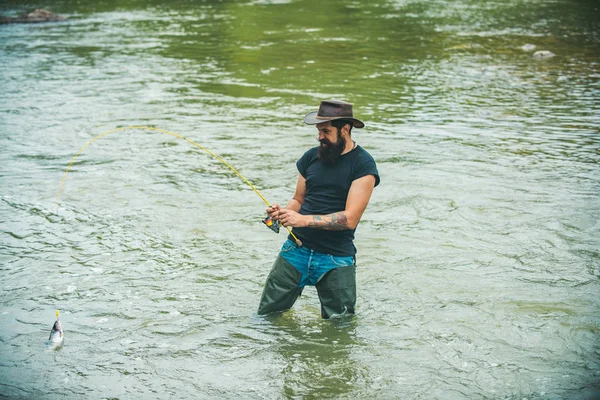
[57,125,302,246]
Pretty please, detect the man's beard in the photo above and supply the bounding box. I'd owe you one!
[317,133,346,165]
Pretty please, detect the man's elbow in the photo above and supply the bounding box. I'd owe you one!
[292,195,304,205]
[345,213,362,230]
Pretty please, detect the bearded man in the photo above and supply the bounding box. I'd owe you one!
[258,100,380,319]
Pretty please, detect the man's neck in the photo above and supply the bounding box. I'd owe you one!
[341,139,356,155]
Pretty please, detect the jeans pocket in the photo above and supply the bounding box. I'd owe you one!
[329,255,355,267]
[280,239,296,254]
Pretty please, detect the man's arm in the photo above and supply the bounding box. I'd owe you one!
[267,173,306,216]
[286,173,306,212]
[278,174,376,230]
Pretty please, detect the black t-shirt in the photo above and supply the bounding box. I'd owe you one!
[288,145,380,256]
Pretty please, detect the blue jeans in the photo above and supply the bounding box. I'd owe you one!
[258,240,358,318]
[279,239,355,288]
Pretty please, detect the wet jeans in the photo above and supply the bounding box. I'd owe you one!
[258,240,357,318]
[280,239,355,287]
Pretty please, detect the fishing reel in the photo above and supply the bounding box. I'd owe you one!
[262,215,280,233]
[262,214,303,246]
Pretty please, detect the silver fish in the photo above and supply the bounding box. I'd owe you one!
[48,315,64,348]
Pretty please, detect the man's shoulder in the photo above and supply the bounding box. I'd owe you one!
[299,146,319,161]
[304,146,319,156]
[354,145,377,163]
[353,146,380,186]
[296,146,320,172]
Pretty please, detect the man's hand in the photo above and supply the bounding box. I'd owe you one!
[267,203,282,220]
[278,209,308,228]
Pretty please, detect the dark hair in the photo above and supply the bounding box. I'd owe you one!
[331,119,353,135]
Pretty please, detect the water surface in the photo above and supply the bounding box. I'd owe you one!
[1,0,599,398]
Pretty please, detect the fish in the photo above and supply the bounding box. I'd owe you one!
[47,310,64,349]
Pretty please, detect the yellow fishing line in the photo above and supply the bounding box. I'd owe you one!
[57,126,301,245]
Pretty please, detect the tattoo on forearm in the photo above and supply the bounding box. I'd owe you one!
[308,212,349,230]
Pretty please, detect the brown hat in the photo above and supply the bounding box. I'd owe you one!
[303,100,365,128]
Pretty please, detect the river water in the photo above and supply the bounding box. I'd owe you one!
[1,0,599,399]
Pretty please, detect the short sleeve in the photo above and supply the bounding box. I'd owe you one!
[296,148,318,177]
[354,159,380,187]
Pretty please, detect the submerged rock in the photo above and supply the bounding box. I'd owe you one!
[0,9,67,24]
[533,50,556,59]
[521,44,537,52]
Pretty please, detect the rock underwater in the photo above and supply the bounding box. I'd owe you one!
[532,50,556,60]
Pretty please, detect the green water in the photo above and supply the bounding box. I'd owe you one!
[1,0,599,399]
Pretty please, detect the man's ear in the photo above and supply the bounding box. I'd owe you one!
[342,123,351,137]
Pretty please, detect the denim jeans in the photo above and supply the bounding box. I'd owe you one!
[258,240,357,318]
[279,239,355,288]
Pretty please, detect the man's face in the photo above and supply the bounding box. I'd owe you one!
[316,121,346,165]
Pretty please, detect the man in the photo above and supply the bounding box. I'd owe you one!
[258,100,380,319]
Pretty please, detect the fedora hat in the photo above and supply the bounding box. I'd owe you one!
[303,100,365,128]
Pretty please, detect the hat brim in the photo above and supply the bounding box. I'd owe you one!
[303,111,365,128]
